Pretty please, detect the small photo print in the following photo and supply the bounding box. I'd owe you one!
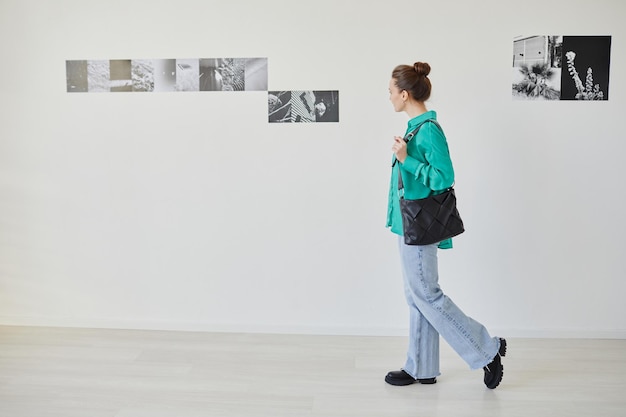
[310,91,339,122]
[512,35,611,101]
[199,58,245,91]
[131,60,155,92]
[109,60,132,92]
[268,90,339,123]
[66,60,88,92]
[176,59,200,92]
[268,91,291,122]
[87,60,110,92]
[245,58,268,91]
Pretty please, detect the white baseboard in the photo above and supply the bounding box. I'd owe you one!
[0,317,624,339]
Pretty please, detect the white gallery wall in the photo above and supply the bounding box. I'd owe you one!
[1,0,625,338]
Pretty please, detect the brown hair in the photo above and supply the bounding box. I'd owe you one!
[391,62,432,102]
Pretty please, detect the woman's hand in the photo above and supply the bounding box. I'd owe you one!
[392,136,408,163]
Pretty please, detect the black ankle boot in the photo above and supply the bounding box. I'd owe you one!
[385,370,437,386]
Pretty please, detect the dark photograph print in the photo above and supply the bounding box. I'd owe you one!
[268,90,339,123]
[512,35,611,101]
[560,36,611,100]
[310,91,339,122]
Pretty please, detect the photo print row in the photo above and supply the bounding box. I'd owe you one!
[66,58,268,92]
[512,35,611,100]
[268,91,339,123]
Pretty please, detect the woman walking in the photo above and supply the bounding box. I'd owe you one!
[385,61,506,389]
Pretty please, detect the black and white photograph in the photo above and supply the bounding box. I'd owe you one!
[244,58,268,91]
[109,60,132,92]
[199,58,245,91]
[512,35,562,100]
[152,59,176,92]
[86,60,110,92]
[66,60,88,92]
[291,90,316,122]
[268,90,339,123]
[560,36,611,100]
[311,90,339,122]
[176,59,200,92]
[131,59,155,92]
[512,35,611,101]
[268,91,291,122]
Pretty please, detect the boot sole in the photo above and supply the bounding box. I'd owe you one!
[499,338,507,357]
[484,338,506,389]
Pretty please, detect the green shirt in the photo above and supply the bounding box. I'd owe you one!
[386,110,455,249]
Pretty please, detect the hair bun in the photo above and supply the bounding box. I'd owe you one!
[413,62,431,77]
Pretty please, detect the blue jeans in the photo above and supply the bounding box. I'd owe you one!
[398,237,501,379]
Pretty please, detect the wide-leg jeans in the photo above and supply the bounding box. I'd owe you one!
[398,237,501,379]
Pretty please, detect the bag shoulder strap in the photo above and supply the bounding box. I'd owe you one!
[403,119,441,144]
[396,119,439,191]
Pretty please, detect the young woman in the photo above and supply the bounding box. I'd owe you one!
[386,61,506,389]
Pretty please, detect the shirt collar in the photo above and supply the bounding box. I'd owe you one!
[407,110,437,131]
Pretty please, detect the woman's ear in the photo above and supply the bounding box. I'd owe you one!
[401,89,408,101]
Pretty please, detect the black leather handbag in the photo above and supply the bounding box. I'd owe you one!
[395,120,465,245]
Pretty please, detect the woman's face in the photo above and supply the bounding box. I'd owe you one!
[389,78,405,112]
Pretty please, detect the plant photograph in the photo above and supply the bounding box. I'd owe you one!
[512,36,562,100]
[512,35,611,101]
[560,36,611,100]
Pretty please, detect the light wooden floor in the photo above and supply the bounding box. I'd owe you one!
[0,326,625,417]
